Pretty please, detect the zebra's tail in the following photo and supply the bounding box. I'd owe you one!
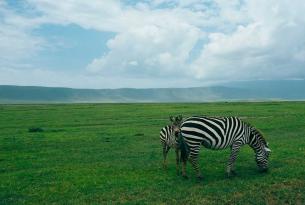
[178,132,189,162]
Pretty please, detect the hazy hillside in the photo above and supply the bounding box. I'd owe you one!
[223,80,305,99]
[0,80,305,103]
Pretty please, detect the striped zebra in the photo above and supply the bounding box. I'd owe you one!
[176,116,271,179]
[160,115,183,174]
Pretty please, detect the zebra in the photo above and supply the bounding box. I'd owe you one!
[175,116,271,180]
[160,115,183,174]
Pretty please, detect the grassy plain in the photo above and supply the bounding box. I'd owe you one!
[0,102,304,204]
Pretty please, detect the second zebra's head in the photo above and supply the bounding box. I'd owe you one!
[170,115,183,133]
[250,128,271,172]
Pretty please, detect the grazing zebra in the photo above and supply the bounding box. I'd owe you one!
[176,116,271,179]
[160,115,183,174]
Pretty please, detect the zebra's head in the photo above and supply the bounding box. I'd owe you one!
[170,115,183,133]
[250,128,271,172]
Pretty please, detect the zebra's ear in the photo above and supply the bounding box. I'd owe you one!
[264,147,271,152]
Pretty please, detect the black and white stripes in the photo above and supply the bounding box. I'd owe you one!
[160,125,180,173]
[159,115,183,174]
[160,125,177,149]
[178,116,271,179]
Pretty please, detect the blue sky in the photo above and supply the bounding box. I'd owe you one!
[33,24,114,71]
[0,0,305,88]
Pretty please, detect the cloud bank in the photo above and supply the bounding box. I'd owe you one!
[1,0,305,88]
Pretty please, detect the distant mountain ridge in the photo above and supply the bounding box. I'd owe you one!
[0,80,305,103]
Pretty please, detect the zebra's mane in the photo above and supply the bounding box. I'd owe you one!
[186,115,224,121]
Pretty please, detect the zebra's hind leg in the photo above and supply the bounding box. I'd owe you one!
[181,159,188,179]
[163,145,170,169]
[226,143,241,177]
[189,152,203,181]
[175,148,180,175]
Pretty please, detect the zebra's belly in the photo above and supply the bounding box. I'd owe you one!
[201,140,230,150]
[182,133,233,150]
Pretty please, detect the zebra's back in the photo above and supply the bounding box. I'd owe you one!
[181,116,247,150]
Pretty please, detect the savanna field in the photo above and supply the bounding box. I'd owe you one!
[0,102,304,204]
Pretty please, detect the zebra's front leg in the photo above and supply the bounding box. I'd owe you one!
[175,148,180,175]
[226,143,241,177]
[163,145,170,169]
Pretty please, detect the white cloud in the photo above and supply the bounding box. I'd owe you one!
[191,0,305,81]
[26,0,129,32]
[0,67,204,89]
[87,22,202,77]
[1,0,305,88]
[85,0,305,82]
[0,2,46,64]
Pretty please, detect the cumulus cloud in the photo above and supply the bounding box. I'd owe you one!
[0,2,46,64]
[1,0,305,88]
[85,0,305,81]
[87,22,201,77]
[192,0,305,81]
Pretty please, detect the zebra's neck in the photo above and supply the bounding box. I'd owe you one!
[167,125,176,140]
[168,125,175,134]
[248,129,264,154]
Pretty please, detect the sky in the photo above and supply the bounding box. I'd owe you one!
[0,0,305,89]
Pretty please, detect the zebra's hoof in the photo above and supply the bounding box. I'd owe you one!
[258,168,268,173]
[197,176,204,181]
[226,171,237,178]
[182,175,189,179]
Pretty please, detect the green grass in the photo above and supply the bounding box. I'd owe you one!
[0,102,304,204]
